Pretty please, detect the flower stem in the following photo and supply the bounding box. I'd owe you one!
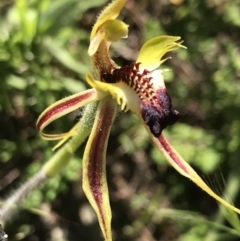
[43,102,98,177]
[0,102,98,222]
[0,170,46,221]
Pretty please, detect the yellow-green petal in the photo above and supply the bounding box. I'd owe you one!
[137,35,186,71]
[82,97,117,241]
[102,19,128,42]
[86,73,140,115]
[88,19,128,56]
[90,0,127,40]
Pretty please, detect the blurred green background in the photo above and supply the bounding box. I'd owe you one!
[1,0,240,240]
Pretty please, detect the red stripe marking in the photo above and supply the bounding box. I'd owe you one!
[37,90,94,131]
[159,135,189,174]
[88,105,114,239]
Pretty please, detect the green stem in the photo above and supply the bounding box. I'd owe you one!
[0,102,98,222]
[43,102,98,177]
[0,170,46,221]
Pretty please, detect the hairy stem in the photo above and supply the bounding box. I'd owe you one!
[43,102,98,176]
[0,102,98,222]
[0,170,46,221]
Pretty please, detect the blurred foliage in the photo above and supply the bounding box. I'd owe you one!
[0,0,240,240]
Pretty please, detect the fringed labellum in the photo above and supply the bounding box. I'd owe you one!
[100,63,179,136]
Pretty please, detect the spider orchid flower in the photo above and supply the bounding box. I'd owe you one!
[36,0,240,240]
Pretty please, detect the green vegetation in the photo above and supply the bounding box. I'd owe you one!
[0,0,240,240]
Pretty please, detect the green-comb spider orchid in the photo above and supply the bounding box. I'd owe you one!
[36,0,240,241]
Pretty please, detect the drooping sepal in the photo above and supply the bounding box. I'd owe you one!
[37,89,105,141]
[149,133,240,215]
[82,97,117,241]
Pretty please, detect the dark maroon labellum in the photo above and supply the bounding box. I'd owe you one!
[141,89,179,137]
[100,62,179,137]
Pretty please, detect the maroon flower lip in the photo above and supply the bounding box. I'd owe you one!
[141,89,179,137]
[101,63,179,137]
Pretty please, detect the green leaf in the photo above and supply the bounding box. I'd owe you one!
[43,38,89,77]
[6,75,27,90]
[39,0,108,35]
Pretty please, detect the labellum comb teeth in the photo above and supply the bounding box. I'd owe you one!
[101,63,179,136]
